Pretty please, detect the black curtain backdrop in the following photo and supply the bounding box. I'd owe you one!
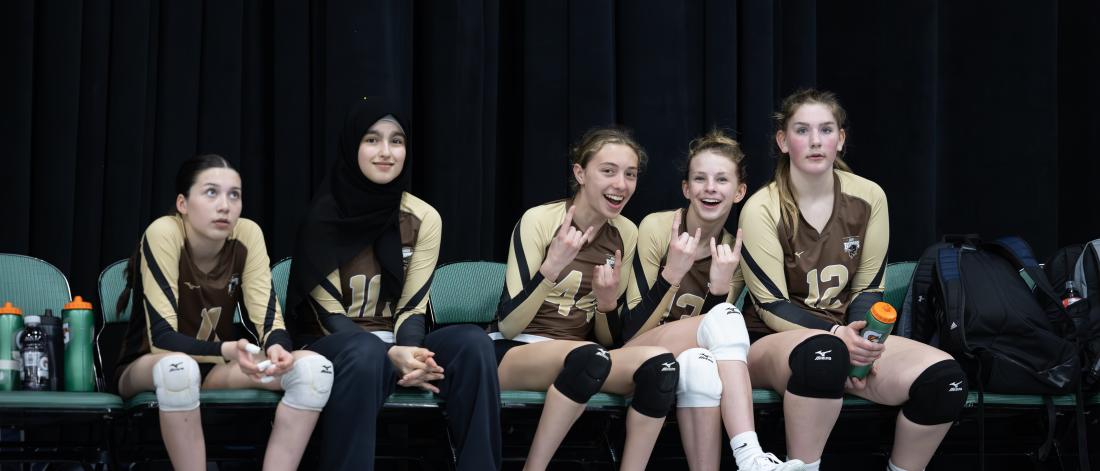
[2,0,1098,308]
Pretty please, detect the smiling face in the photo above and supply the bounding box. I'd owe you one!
[775,103,847,178]
[357,118,407,184]
[682,150,746,224]
[176,167,242,245]
[572,143,639,220]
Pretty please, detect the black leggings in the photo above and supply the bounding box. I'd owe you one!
[303,325,501,470]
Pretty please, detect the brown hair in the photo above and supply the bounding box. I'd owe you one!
[771,89,852,235]
[681,128,747,184]
[569,127,648,193]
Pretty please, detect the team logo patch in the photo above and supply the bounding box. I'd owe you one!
[402,246,414,269]
[604,253,616,268]
[183,282,201,290]
[842,236,862,259]
[227,274,241,296]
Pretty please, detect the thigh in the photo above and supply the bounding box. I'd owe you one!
[117,352,184,398]
[625,316,704,356]
[849,336,954,406]
[497,339,593,391]
[746,329,824,393]
[203,350,323,391]
[602,345,670,396]
[424,324,493,364]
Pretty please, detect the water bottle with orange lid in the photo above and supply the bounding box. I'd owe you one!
[63,296,96,392]
[849,301,897,379]
[0,301,24,390]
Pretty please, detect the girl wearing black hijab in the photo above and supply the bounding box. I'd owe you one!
[286,97,501,470]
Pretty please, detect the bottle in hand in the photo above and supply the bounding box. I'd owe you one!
[849,302,897,379]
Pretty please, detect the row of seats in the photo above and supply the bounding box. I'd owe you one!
[1,254,1097,469]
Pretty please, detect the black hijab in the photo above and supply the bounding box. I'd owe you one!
[286,97,410,324]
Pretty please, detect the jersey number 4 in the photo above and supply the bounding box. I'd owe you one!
[548,270,597,320]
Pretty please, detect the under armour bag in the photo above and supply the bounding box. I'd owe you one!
[903,235,1080,395]
[1043,238,1100,392]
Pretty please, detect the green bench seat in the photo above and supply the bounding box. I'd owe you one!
[0,391,123,412]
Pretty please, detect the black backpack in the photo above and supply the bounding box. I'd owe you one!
[902,235,1080,395]
[1042,239,1100,392]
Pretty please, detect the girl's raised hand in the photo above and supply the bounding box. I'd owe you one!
[662,209,700,286]
[540,205,594,282]
[707,228,743,295]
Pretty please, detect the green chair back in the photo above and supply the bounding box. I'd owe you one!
[0,253,72,317]
[883,261,916,310]
[271,257,293,313]
[429,261,506,325]
[98,259,131,324]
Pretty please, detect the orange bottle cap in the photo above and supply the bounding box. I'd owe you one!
[870,302,897,324]
[0,302,22,315]
[64,296,93,310]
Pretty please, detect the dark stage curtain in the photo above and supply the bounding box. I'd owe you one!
[1,0,1097,307]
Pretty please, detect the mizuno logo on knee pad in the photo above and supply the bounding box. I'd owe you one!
[814,350,832,360]
[696,352,715,363]
[948,381,964,392]
[661,362,678,372]
[169,362,184,372]
[595,348,610,360]
[321,365,333,374]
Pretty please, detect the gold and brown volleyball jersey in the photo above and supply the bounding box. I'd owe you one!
[622,209,744,340]
[117,215,289,369]
[739,170,888,336]
[497,200,637,345]
[297,192,440,344]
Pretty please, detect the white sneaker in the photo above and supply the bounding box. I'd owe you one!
[741,452,805,471]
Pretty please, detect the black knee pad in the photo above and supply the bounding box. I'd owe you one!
[630,353,678,418]
[902,359,968,425]
[787,334,849,399]
[553,344,612,403]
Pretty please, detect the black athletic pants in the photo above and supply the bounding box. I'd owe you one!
[302,325,501,470]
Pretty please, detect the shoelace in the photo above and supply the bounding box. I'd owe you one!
[755,452,783,464]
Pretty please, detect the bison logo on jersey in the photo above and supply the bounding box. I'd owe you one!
[227,274,241,296]
[842,236,861,259]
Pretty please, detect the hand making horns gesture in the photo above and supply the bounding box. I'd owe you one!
[539,205,595,282]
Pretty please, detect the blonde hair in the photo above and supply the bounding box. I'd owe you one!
[772,89,852,235]
[569,127,648,193]
[682,129,746,184]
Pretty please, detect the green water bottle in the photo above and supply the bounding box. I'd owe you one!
[849,301,897,379]
[63,296,96,392]
[0,302,24,391]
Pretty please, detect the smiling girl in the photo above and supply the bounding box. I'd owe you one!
[494,128,677,471]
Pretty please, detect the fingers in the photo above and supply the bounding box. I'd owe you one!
[709,236,717,258]
[671,209,681,239]
[581,225,595,245]
[558,205,577,238]
[612,249,622,276]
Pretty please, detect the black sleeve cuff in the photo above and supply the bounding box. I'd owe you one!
[264,329,293,353]
[395,315,427,347]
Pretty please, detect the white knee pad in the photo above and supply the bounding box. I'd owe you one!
[152,354,201,412]
[279,355,334,412]
[676,348,723,408]
[697,303,750,362]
